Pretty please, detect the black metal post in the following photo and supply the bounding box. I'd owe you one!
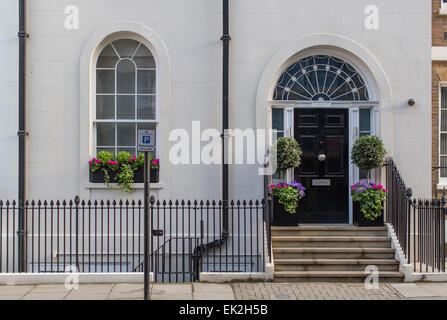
[17,0,29,273]
[143,152,151,300]
[75,196,80,271]
[221,0,231,234]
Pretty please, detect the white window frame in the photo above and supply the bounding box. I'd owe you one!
[441,0,447,15]
[439,83,447,186]
[94,38,159,157]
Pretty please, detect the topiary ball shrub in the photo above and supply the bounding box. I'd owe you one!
[271,137,303,171]
[351,135,387,171]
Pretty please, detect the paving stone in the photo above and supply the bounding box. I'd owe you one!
[416,283,447,297]
[64,284,113,300]
[390,283,438,298]
[109,283,144,300]
[0,285,35,300]
[151,284,192,300]
[22,284,71,300]
[193,283,235,300]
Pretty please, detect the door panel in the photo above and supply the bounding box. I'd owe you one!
[294,109,349,224]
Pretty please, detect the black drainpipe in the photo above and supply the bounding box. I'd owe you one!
[17,0,29,273]
[192,0,230,280]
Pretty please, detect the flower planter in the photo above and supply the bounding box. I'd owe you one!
[89,169,118,183]
[90,167,159,184]
[134,168,159,183]
[150,168,160,183]
[272,196,299,227]
[353,201,384,227]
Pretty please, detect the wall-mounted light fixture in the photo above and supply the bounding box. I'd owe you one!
[408,99,415,106]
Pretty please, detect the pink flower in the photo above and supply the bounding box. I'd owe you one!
[383,189,388,193]
[378,185,384,189]
[108,160,112,165]
[89,160,93,165]
[133,156,137,161]
[92,158,96,161]
[270,185,275,190]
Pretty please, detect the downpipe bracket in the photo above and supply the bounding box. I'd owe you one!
[17,31,29,38]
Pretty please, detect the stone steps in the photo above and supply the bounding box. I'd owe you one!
[274,258,400,272]
[273,247,396,259]
[271,226,388,237]
[271,226,404,282]
[274,271,405,283]
[272,236,392,248]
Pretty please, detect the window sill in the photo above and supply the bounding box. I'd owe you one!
[85,182,164,190]
[437,183,447,190]
[440,8,447,15]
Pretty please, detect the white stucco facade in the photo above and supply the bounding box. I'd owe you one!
[0,0,432,202]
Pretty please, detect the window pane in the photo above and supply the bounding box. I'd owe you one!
[118,148,136,156]
[96,70,115,94]
[442,87,447,110]
[138,123,156,131]
[117,122,136,146]
[96,95,115,119]
[442,110,447,132]
[97,44,119,68]
[359,169,370,180]
[112,39,140,58]
[134,45,155,68]
[117,95,135,120]
[97,147,115,155]
[97,123,115,146]
[117,60,136,94]
[272,108,284,131]
[441,156,447,178]
[137,95,156,120]
[137,70,156,94]
[441,133,447,155]
[360,109,371,133]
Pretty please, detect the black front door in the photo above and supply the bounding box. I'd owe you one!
[294,108,349,224]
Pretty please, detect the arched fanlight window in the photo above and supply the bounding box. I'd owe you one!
[273,55,369,101]
[95,39,156,156]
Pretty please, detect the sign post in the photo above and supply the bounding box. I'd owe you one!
[138,130,155,301]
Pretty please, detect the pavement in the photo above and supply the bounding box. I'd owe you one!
[1,282,447,300]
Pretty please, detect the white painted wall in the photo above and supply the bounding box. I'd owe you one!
[0,0,432,201]
[0,0,18,200]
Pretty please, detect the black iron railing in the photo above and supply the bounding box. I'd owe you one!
[0,197,267,282]
[385,158,446,273]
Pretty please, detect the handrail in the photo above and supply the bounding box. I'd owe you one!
[385,158,447,273]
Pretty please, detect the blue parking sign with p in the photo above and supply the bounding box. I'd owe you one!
[138,130,155,152]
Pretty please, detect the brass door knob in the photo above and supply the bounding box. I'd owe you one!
[318,154,327,162]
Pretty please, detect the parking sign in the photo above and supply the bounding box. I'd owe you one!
[138,130,155,152]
